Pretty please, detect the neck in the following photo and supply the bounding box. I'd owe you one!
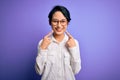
[53,33,65,42]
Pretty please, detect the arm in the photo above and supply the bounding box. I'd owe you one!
[35,31,52,75]
[69,39,81,75]
[35,40,48,75]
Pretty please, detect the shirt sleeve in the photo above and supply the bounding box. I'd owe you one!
[35,40,48,75]
[68,39,81,75]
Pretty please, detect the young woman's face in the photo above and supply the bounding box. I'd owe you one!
[51,11,68,36]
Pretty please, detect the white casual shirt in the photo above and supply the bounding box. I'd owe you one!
[35,34,81,80]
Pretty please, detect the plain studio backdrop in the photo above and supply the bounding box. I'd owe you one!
[0,0,120,80]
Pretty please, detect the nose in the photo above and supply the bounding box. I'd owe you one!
[57,21,62,27]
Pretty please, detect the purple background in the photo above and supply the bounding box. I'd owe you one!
[0,0,120,80]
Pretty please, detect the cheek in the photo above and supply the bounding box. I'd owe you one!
[51,25,55,29]
[64,25,68,30]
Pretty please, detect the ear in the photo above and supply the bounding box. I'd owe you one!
[67,21,69,25]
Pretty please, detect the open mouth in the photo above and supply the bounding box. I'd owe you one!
[56,28,63,32]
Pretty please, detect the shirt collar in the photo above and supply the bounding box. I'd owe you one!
[51,33,68,44]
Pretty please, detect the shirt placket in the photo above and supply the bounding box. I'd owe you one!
[58,44,65,80]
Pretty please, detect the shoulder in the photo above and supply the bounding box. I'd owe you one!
[38,39,43,46]
[74,38,79,43]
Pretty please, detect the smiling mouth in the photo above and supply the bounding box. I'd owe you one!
[56,28,63,32]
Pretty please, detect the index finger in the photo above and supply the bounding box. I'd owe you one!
[65,31,73,39]
[45,30,53,38]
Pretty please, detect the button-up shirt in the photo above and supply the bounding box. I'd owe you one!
[35,34,81,80]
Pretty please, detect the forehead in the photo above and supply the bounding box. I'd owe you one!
[52,11,66,20]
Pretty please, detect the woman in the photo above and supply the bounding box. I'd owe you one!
[35,5,81,80]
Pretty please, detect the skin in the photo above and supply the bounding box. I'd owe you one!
[40,11,76,50]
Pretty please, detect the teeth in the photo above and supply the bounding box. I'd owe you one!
[56,28,62,32]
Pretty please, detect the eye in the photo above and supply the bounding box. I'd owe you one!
[53,21,58,23]
[61,21,66,23]
[52,20,58,23]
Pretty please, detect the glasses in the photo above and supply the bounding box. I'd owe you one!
[51,19,67,26]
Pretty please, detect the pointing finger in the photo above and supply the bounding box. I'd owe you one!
[45,30,53,38]
[65,31,73,39]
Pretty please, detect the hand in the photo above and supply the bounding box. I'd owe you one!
[65,31,76,48]
[40,31,53,50]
